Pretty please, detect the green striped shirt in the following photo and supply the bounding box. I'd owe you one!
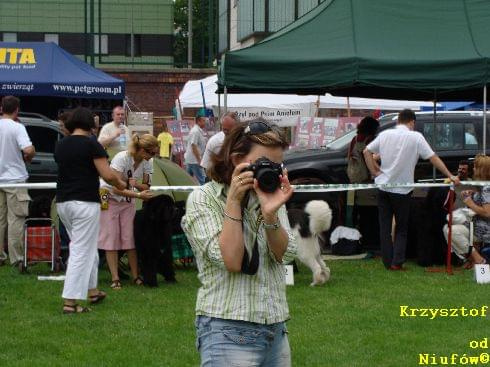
[181,181,297,325]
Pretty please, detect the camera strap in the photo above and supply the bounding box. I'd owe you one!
[240,239,259,275]
[126,170,133,203]
[240,213,261,275]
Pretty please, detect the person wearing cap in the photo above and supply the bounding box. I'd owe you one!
[184,110,207,185]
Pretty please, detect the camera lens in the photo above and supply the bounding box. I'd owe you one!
[256,169,280,193]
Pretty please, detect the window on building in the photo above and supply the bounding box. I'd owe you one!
[125,34,141,57]
[237,0,266,41]
[269,0,295,32]
[94,34,108,55]
[44,34,59,45]
[218,0,230,53]
[298,0,321,17]
[3,33,17,42]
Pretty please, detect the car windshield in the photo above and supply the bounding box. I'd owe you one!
[324,129,357,150]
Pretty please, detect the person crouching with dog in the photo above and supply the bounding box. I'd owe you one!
[182,118,297,367]
[98,134,157,290]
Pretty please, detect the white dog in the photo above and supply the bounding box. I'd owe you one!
[287,200,332,286]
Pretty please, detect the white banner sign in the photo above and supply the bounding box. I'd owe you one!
[213,107,307,127]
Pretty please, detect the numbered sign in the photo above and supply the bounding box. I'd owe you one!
[284,265,294,286]
[474,264,490,284]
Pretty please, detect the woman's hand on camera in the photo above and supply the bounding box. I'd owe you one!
[229,163,254,204]
[255,169,294,220]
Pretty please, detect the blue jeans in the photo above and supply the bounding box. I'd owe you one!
[186,164,206,185]
[195,316,291,367]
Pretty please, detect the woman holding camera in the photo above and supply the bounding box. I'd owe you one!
[55,107,127,314]
[98,134,157,289]
[182,118,297,367]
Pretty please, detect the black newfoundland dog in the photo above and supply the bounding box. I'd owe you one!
[134,194,177,287]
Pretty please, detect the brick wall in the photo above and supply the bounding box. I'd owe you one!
[106,68,215,133]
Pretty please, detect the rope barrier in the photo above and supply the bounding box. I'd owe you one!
[0,181,487,191]
[1,179,487,275]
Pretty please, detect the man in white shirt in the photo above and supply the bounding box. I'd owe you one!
[200,112,238,171]
[98,106,128,152]
[0,96,35,269]
[364,109,459,270]
[184,111,207,185]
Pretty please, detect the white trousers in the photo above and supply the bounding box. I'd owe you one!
[443,224,470,260]
[57,201,100,300]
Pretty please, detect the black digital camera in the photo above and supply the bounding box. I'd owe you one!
[245,157,283,193]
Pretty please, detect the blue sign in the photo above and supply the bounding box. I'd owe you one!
[0,42,124,99]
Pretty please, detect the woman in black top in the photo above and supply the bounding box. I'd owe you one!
[55,107,126,314]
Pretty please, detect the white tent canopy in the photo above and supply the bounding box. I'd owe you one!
[179,74,438,111]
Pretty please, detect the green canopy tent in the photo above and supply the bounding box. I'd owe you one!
[151,158,197,203]
[218,0,490,150]
[218,0,490,99]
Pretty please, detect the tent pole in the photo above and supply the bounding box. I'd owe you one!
[432,99,437,181]
[484,85,487,153]
[218,93,221,118]
[188,0,193,68]
[346,97,351,117]
[89,0,95,66]
[224,86,228,113]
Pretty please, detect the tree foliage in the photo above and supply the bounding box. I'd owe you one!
[173,0,217,68]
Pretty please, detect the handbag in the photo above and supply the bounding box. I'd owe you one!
[347,136,370,183]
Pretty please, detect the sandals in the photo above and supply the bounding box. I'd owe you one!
[133,276,144,286]
[110,280,122,290]
[110,277,143,288]
[63,304,91,314]
[89,290,107,304]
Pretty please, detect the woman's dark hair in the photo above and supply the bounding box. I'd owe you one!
[357,116,379,136]
[208,118,289,185]
[65,107,95,133]
[57,111,71,124]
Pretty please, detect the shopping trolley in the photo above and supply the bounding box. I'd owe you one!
[23,218,62,272]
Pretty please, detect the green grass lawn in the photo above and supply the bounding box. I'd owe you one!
[0,259,488,367]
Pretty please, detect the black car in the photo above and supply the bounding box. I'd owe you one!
[16,113,64,200]
[284,111,490,202]
[19,112,64,184]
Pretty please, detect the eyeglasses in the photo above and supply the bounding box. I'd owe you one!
[244,121,272,135]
